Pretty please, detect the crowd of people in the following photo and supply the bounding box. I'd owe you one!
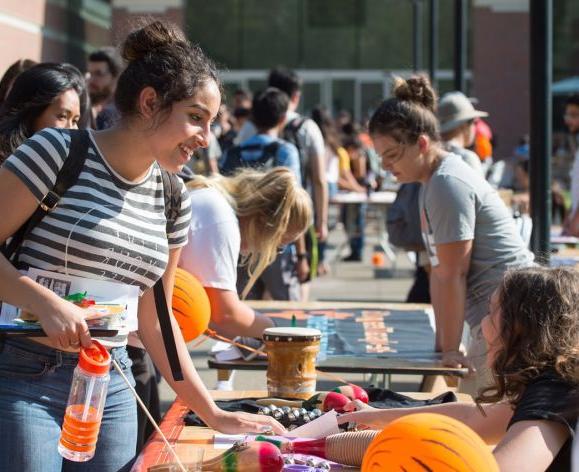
[0,17,578,472]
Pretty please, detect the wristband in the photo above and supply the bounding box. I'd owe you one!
[297,253,308,261]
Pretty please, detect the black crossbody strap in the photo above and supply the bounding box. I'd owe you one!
[3,130,90,263]
[156,170,185,382]
[153,275,184,382]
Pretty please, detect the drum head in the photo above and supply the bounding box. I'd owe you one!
[263,327,321,342]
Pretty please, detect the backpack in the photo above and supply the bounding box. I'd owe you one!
[219,141,280,176]
[1,129,185,381]
[386,183,426,252]
[282,116,308,186]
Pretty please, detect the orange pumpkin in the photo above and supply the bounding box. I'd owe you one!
[172,268,211,342]
[362,412,498,472]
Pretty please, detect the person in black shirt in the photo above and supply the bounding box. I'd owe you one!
[339,267,579,472]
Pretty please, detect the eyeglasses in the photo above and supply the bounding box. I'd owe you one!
[379,142,408,167]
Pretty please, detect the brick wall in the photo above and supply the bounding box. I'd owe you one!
[112,7,184,47]
[471,6,530,159]
[0,0,46,72]
[0,0,112,73]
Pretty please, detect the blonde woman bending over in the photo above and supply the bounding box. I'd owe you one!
[179,167,312,338]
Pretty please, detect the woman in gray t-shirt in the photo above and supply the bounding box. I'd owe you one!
[368,76,534,396]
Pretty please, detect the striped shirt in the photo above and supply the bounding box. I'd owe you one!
[4,128,191,341]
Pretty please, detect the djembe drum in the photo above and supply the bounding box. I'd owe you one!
[263,327,321,400]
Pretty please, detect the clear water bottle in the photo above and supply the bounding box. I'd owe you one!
[58,340,111,462]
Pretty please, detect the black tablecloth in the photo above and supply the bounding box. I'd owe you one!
[184,388,457,427]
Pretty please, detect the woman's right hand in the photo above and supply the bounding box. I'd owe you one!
[35,298,92,350]
[209,409,286,435]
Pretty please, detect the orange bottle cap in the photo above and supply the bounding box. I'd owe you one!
[79,340,110,375]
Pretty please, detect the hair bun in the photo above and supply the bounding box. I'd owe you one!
[392,75,437,113]
[121,20,188,63]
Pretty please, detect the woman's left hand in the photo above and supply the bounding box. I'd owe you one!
[211,410,286,435]
[337,401,383,429]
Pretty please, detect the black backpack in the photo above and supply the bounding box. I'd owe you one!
[282,116,308,186]
[219,140,280,176]
[1,129,186,381]
[386,183,426,252]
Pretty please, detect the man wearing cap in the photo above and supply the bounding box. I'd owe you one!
[438,91,487,174]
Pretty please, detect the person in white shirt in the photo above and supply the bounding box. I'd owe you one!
[179,167,312,339]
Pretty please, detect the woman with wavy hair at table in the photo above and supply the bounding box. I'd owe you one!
[340,266,579,472]
[179,166,312,339]
[364,75,534,395]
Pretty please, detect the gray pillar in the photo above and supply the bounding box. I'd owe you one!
[453,0,467,92]
[529,0,552,259]
[413,0,423,72]
[428,0,439,87]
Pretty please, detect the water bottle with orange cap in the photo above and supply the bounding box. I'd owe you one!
[58,340,111,462]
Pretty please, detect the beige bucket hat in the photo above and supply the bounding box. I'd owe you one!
[437,91,488,133]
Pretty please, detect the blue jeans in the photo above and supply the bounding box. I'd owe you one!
[342,202,367,257]
[0,338,137,472]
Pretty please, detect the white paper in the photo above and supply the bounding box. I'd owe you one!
[212,411,339,449]
[290,410,340,438]
[0,268,140,330]
[211,340,233,353]
[211,341,242,361]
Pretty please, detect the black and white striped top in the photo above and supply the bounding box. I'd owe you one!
[4,127,191,296]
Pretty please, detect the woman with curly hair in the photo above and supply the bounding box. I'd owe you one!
[339,266,579,471]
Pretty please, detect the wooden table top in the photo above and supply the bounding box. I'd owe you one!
[131,390,473,472]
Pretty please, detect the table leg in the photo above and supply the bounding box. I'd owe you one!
[216,369,235,391]
[420,375,458,393]
[368,373,391,389]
